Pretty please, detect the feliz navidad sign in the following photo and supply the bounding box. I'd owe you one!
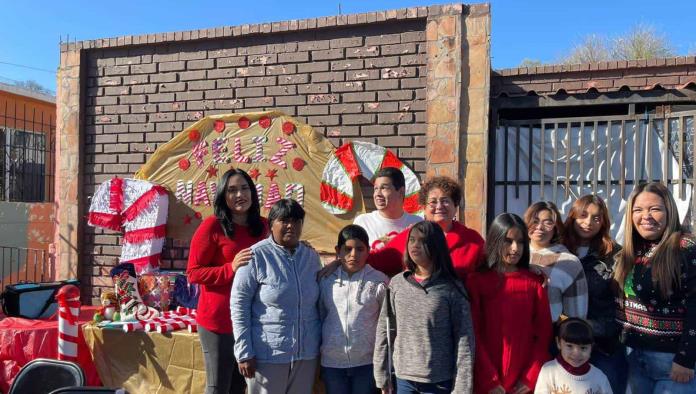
[135,111,367,252]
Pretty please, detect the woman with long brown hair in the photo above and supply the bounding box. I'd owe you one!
[615,182,696,393]
[563,194,626,394]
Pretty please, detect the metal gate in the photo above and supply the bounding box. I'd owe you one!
[490,110,696,236]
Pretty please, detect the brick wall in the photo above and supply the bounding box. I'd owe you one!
[56,4,491,304]
[81,19,429,302]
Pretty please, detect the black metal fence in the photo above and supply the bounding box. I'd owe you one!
[0,98,55,202]
[0,246,52,293]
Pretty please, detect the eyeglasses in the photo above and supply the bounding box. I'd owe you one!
[427,198,453,208]
[530,219,555,230]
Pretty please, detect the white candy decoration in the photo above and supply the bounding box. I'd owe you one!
[175,180,193,204]
[285,183,305,206]
[88,178,169,275]
[270,137,296,169]
[251,136,267,162]
[233,137,251,163]
[209,182,217,199]
[256,183,264,206]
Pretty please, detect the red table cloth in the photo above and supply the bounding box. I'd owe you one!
[0,306,101,392]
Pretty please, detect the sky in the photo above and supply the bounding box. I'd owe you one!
[1,0,694,95]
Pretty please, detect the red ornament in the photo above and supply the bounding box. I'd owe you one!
[214,120,226,132]
[248,168,261,181]
[259,116,272,129]
[282,122,295,135]
[265,169,278,182]
[178,158,191,171]
[206,165,218,178]
[238,117,250,129]
[292,158,306,171]
[183,215,192,225]
[194,212,203,219]
[188,129,201,142]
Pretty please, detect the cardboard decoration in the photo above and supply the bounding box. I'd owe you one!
[135,111,361,253]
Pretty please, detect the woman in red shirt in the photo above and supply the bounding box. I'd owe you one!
[466,213,553,394]
[368,176,485,280]
[187,168,267,394]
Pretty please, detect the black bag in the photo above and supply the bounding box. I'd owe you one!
[1,279,79,319]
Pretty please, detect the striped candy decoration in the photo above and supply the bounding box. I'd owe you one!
[191,140,209,167]
[209,182,217,200]
[233,137,251,163]
[175,180,193,204]
[285,183,305,206]
[56,285,81,362]
[193,181,210,206]
[269,137,296,169]
[211,137,229,164]
[320,141,422,215]
[264,183,281,209]
[251,136,267,162]
[255,184,264,207]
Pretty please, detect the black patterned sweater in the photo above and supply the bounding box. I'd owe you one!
[616,235,696,368]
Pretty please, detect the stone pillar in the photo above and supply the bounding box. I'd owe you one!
[54,46,84,280]
[425,3,490,235]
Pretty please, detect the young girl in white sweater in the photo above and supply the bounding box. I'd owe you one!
[535,318,612,394]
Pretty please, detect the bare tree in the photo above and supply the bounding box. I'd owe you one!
[13,80,54,96]
[559,24,675,65]
[561,34,611,64]
[611,24,674,60]
[519,58,543,68]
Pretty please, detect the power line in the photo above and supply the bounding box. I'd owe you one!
[0,61,56,74]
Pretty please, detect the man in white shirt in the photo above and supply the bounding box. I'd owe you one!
[353,167,421,250]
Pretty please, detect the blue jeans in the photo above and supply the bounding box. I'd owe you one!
[321,364,377,394]
[395,378,452,394]
[627,348,696,394]
[591,346,628,394]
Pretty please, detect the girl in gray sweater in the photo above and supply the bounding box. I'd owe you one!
[374,221,475,394]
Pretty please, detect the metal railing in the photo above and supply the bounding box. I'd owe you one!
[490,110,696,235]
[0,98,55,202]
[0,246,52,293]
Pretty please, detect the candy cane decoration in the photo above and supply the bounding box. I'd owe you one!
[175,180,193,204]
[88,178,169,275]
[251,136,267,162]
[285,183,305,206]
[209,181,217,199]
[233,137,251,163]
[211,137,229,164]
[124,308,197,333]
[193,180,210,206]
[56,285,81,362]
[270,137,296,169]
[321,141,422,215]
[264,183,282,209]
[191,140,209,167]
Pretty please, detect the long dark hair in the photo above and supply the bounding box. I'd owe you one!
[214,168,264,238]
[404,221,464,292]
[615,182,683,299]
[563,194,615,257]
[483,213,530,272]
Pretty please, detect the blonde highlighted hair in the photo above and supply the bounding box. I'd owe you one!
[563,194,615,257]
[614,182,683,299]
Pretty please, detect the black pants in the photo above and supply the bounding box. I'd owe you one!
[199,325,246,394]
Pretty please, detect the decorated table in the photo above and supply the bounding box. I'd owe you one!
[0,306,101,392]
[82,324,206,394]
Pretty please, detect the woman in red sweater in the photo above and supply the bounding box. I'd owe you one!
[466,213,553,394]
[368,176,485,280]
[187,168,267,394]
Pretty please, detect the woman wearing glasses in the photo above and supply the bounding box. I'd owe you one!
[524,201,588,322]
[367,176,485,280]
